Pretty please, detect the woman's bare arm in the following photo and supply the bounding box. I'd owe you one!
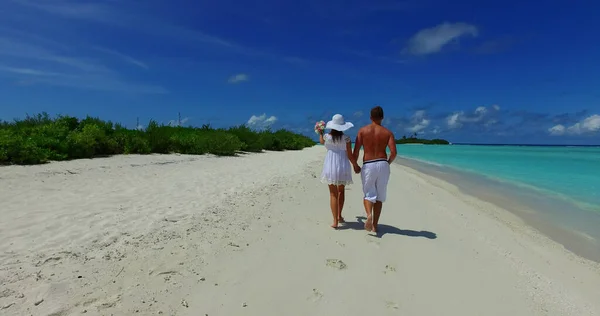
[347,137,361,173]
[345,141,355,163]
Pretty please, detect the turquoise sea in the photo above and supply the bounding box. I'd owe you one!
[391,144,600,261]
[393,145,600,212]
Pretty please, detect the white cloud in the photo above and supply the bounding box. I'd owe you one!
[10,0,238,49]
[0,37,108,73]
[0,66,62,76]
[484,119,498,127]
[549,114,600,136]
[548,124,566,136]
[10,0,110,19]
[570,114,600,134]
[167,117,190,127]
[407,119,429,133]
[406,110,430,133]
[247,113,277,130]
[413,110,426,119]
[446,105,500,129]
[353,111,363,118]
[404,22,478,55]
[93,47,149,69]
[0,36,167,94]
[446,112,463,129]
[228,73,249,84]
[9,0,305,66]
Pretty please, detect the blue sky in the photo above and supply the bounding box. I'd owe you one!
[1,0,599,144]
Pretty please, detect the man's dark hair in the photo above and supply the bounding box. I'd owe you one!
[370,105,384,120]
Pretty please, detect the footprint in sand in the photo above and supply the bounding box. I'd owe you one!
[96,294,122,310]
[325,259,347,270]
[385,301,399,310]
[310,288,324,302]
[365,237,380,248]
[384,265,396,274]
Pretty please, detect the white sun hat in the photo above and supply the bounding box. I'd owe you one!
[325,114,354,131]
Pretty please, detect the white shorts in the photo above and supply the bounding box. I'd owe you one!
[360,159,390,203]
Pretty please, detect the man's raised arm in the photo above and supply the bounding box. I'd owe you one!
[387,132,397,164]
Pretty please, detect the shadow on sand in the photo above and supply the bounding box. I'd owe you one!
[338,216,438,239]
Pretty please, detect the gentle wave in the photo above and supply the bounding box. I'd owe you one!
[397,155,444,167]
[394,144,600,212]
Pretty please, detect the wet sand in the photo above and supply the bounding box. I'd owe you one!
[395,157,600,263]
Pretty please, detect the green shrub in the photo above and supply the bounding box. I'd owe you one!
[205,131,243,156]
[169,129,210,155]
[0,113,315,165]
[260,129,315,151]
[227,125,264,152]
[0,129,18,165]
[67,125,101,159]
[146,120,173,154]
[0,131,50,165]
[114,129,151,154]
[0,147,7,164]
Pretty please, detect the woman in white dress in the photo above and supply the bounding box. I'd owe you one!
[319,114,360,228]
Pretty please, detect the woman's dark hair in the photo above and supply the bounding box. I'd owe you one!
[330,129,344,143]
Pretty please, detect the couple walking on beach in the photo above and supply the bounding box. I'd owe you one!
[318,105,397,231]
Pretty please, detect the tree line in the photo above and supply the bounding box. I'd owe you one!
[396,132,450,145]
[0,113,315,165]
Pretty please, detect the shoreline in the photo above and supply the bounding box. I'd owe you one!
[391,145,600,211]
[394,156,600,263]
[1,147,600,315]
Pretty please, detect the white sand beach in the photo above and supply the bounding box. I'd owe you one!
[1,146,600,315]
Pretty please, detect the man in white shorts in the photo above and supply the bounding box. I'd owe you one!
[352,106,397,233]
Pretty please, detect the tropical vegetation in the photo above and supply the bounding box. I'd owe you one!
[396,133,450,145]
[0,113,315,165]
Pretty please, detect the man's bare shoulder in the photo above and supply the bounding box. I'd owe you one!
[377,125,393,135]
[385,126,394,137]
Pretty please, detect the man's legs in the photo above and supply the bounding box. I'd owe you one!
[363,199,374,231]
[360,165,376,231]
[372,201,383,232]
[372,163,390,233]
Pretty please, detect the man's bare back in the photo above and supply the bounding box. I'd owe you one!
[355,123,397,164]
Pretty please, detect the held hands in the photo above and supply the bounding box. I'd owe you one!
[353,163,361,174]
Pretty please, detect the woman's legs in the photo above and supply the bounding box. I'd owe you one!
[337,185,345,222]
[328,184,339,228]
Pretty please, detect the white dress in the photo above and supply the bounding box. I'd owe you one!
[320,134,353,186]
